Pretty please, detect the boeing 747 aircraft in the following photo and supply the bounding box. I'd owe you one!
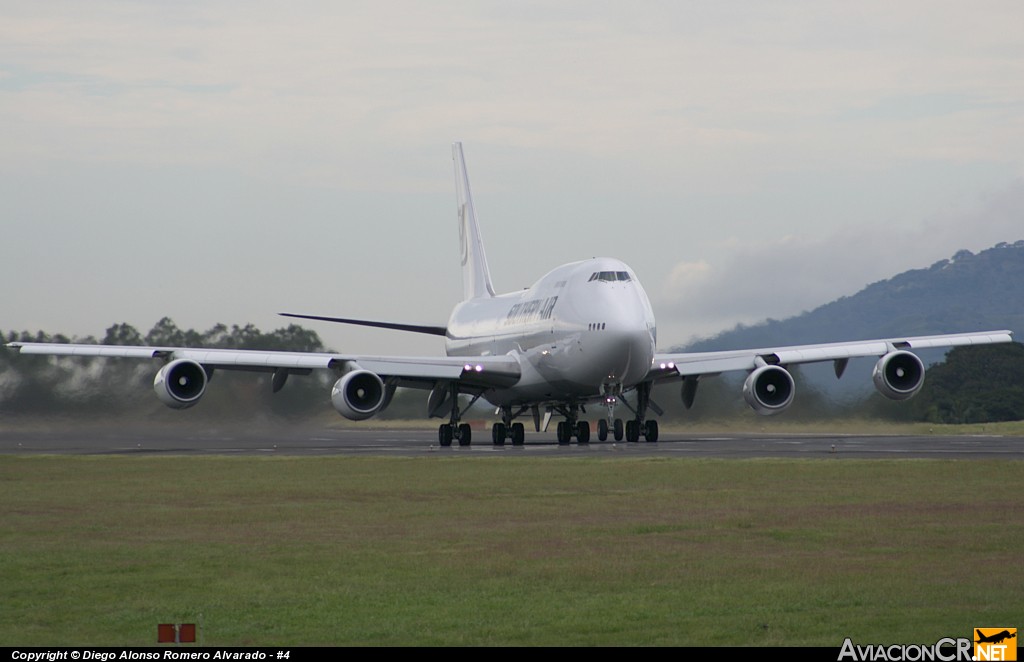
[7,143,1014,446]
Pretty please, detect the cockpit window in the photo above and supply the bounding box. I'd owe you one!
[588,271,631,282]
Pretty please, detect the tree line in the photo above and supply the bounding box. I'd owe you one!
[0,318,332,420]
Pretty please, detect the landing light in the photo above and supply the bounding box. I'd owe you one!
[475,364,483,372]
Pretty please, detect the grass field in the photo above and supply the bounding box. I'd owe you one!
[2,454,1021,646]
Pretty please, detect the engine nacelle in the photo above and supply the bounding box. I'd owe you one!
[153,359,208,409]
[331,370,386,421]
[873,350,925,401]
[742,365,795,415]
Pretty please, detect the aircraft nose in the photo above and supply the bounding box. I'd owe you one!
[588,323,655,385]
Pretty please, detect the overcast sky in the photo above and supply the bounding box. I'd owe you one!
[2,1,1023,355]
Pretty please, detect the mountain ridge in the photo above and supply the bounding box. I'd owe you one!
[678,240,1024,353]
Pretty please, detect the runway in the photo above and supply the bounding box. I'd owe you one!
[1,424,1022,459]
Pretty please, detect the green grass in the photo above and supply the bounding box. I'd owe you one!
[2,455,1021,646]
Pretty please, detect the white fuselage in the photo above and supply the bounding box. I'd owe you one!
[445,257,656,407]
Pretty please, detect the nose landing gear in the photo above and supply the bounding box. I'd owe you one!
[596,417,625,441]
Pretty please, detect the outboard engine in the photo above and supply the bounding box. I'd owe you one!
[873,351,925,401]
[742,365,795,415]
[154,359,208,409]
[331,370,387,420]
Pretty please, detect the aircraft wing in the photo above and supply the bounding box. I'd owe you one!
[6,342,522,391]
[646,330,1014,381]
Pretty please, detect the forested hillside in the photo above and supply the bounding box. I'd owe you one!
[682,241,1024,352]
[656,241,1024,422]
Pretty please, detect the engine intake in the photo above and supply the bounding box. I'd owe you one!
[873,350,925,401]
[743,365,795,415]
[154,359,208,409]
[332,370,386,420]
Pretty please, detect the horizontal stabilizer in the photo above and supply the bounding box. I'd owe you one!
[279,313,447,337]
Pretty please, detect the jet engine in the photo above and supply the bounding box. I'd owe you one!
[154,359,208,409]
[872,350,925,401]
[742,365,795,415]
[331,370,387,420]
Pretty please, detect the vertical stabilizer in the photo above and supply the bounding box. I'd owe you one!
[453,142,496,300]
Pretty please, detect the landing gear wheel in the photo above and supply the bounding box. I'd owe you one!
[643,420,659,443]
[556,421,570,445]
[492,422,506,446]
[458,423,472,446]
[597,419,609,441]
[625,419,640,443]
[613,418,624,442]
[511,422,525,446]
[577,421,590,444]
[439,424,453,447]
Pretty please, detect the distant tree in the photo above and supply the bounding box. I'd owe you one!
[264,325,325,352]
[910,343,1024,423]
[146,317,187,347]
[103,323,144,346]
[201,323,232,348]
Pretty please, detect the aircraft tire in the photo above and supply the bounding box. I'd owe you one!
[458,423,472,446]
[556,421,570,445]
[597,419,609,441]
[439,424,453,447]
[492,423,506,446]
[625,420,640,443]
[614,418,624,441]
[644,420,659,443]
[577,421,590,444]
[511,423,525,446]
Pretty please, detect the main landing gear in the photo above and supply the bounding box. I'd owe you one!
[437,382,483,448]
[491,406,527,446]
[554,415,656,444]
[472,382,663,447]
[551,403,590,445]
[438,422,472,447]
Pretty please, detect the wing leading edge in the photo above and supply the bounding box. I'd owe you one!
[7,342,521,390]
[648,330,1014,379]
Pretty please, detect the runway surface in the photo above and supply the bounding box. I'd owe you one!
[1,424,1022,459]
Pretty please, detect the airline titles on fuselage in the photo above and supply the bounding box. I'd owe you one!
[504,296,558,326]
